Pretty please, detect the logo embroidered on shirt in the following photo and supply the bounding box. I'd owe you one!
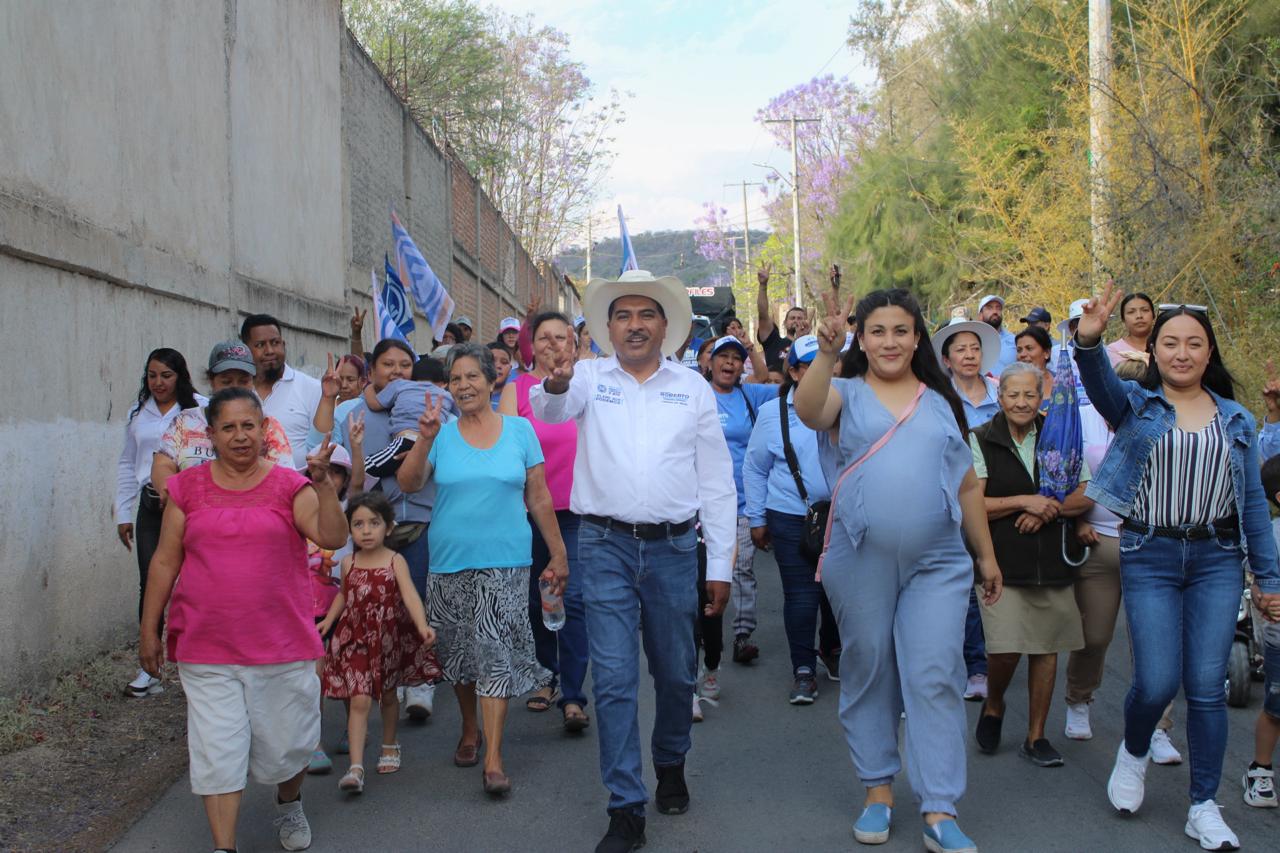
[594,384,623,404]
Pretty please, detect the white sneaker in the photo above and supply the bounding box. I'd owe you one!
[404,683,434,720]
[274,797,312,851]
[1184,800,1239,850]
[1243,765,1277,808]
[1150,728,1183,765]
[1107,741,1150,813]
[691,693,704,723]
[698,666,721,701]
[125,668,163,698]
[963,674,987,702]
[1065,702,1092,740]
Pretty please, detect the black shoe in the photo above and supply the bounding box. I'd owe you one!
[654,762,689,815]
[975,705,1003,754]
[1019,738,1065,767]
[732,634,759,664]
[595,811,646,853]
[818,650,841,681]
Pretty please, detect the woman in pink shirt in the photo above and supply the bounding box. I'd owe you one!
[500,310,591,731]
[139,387,349,853]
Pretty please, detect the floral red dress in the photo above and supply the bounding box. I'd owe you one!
[322,559,442,698]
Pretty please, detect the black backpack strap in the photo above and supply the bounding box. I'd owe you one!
[738,385,757,425]
[778,392,809,504]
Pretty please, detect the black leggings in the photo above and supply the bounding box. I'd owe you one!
[694,537,723,670]
[135,487,165,632]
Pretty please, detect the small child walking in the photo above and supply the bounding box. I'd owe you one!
[319,492,441,794]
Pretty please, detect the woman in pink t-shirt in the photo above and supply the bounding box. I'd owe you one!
[139,387,349,853]
[499,310,591,732]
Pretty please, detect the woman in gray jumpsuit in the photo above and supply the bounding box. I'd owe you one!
[795,289,1002,853]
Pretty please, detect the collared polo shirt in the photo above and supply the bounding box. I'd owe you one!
[260,364,323,469]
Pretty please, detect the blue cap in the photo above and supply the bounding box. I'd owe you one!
[1020,306,1052,324]
[787,335,820,366]
[710,336,748,360]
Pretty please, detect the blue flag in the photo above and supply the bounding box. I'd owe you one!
[371,268,415,357]
[618,205,638,276]
[392,209,455,340]
[382,254,415,337]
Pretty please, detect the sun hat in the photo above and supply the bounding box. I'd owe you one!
[932,318,1001,374]
[455,315,474,329]
[582,269,693,358]
[978,294,1005,312]
[1020,307,1052,324]
[1056,298,1091,335]
[498,317,521,334]
[710,336,748,360]
[327,445,353,471]
[207,341,257,376]
[787,334,820,366]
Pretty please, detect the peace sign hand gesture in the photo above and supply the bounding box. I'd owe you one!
[815,287,855,355]
[1076,280,1122,347]
[306,437,338,489]
[544,337,575,394]
[416,393,445,442]
[350,307,367,337]
[757,262,772,288]
[320,353,341,400]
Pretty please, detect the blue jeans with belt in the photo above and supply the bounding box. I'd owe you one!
[578,519,698,815]
[395,525,430,599]
[528,511,590,709]
[1118,526,1243,803]
[767,510,840,672]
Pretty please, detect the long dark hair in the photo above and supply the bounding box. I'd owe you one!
[205,386,262,425]
[1014,325,1052,355]
[131,348,199,420]
[840,289,968,435]
[1119,292,1155,321]
[371,338,416,365]
[1140,307,1236,400]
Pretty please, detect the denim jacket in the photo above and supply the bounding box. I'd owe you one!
[1074,341,1280,592]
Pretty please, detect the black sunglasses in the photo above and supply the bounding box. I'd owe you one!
[1157,303,1208,314]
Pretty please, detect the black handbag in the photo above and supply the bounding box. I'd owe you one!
[778,394,829,563]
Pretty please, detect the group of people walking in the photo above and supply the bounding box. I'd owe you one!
[113,265,1280,852]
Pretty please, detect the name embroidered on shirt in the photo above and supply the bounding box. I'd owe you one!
[659,391,691,406]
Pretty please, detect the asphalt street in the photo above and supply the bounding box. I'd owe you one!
[112,551,1278,852]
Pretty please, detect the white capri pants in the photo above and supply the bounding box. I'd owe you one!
[178,660,321,795]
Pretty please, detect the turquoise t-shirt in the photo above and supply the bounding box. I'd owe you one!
[427,416,544,573]
[713,383,780,514]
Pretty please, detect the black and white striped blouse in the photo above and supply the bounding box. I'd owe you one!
[1131,415,1235,528]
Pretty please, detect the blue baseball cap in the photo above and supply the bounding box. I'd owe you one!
[787,335,820,366]
[710,336,748,360]
[1020,306,1052,324]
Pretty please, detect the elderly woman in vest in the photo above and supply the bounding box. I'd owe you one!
[970,361,1093,770]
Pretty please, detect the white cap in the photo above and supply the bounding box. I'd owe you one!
[455,315,473,329]
[499,317,521,333]
[1057,298,1091,335]
[978,294,1005,312]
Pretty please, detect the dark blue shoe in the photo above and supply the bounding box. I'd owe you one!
[853,803,891,844]
[923,819,977,853]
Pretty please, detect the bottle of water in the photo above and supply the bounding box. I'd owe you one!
[539,578,565,631]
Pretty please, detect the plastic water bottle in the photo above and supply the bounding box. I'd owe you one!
[539,578,565,631]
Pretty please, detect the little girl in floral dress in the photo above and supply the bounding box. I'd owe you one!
[319,492,441,794]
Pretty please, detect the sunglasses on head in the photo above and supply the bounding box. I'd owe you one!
[1157,303,1208,314]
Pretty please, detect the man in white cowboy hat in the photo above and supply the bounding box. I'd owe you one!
[978,294,1019,373]
[530,269,736,853]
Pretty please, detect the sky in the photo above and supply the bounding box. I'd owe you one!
[487,0,874,237]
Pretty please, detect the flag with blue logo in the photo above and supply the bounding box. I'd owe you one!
[618,205,638,276]
[391,210,454,340]
[382,254,415,337]
[371,268,415,355]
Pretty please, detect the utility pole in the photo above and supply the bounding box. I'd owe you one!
[724,180,762,270]
[585,216,592,283]
[764,116,819,308]
[1088,0,1112,294]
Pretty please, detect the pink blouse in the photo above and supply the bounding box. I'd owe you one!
[515,372,577,510]
[165,463,324,665]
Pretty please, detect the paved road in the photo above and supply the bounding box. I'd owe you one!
[113,552,1277,852]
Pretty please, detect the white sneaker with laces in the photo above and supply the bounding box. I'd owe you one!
[691,694,704,723]
[404,683,434,720]
[1243,765,1277,808]
[1150,728,1183,765]
[1184,800,1239,851]
[1065,702,1092,740]
[126,668,163,698]
[698,666,721,701]
[963,674,987,701]
[274,797,312,851]
[1107,742,1150,814]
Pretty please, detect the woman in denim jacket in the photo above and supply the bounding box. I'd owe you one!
[1074,284,1280,850]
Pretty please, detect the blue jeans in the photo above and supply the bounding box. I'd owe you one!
[528,512,590,709]
[1118,527,1244,803]
[578,519,699,814]
[767,510,840,672]
[963,587,987,677]
[395,525,430,599]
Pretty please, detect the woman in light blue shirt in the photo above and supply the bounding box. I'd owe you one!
[395,342,567,796]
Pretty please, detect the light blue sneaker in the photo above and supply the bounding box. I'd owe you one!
[307,748,332,775]
[853,803,891,844]
[923,819,977,853]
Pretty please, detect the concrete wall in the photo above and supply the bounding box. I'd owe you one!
[0,1,578,694]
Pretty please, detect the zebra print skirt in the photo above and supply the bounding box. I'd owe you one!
[428,567,552,699]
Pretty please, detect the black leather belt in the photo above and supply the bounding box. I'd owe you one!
[1123,515,1238,541]
[582,514,695,540]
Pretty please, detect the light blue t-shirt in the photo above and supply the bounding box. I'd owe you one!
[713,383,782,514]
[306,397,362,449]
[427,416,544,573]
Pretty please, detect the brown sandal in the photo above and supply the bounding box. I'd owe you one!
[453,736,481,767]
[563,705,590,733]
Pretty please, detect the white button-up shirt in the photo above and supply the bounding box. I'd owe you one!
[530,356,737,582]
[260,364,323,469]
[115,394,206,523]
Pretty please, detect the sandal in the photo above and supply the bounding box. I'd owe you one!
[338,764,365,794]
[376,743,401,774]
[453,735,481,768]
[563,704,590,733]
[525,686,558,712]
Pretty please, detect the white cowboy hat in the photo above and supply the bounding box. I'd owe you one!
[1056,298,1090,336]
[582,269,692,358]
[932,318,1001,374]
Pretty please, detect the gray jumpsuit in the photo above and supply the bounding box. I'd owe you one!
[819,377,974,816]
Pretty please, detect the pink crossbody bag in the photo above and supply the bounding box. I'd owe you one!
[815,382,926,582]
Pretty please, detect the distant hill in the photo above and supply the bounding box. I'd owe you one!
[557,229,770,286]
